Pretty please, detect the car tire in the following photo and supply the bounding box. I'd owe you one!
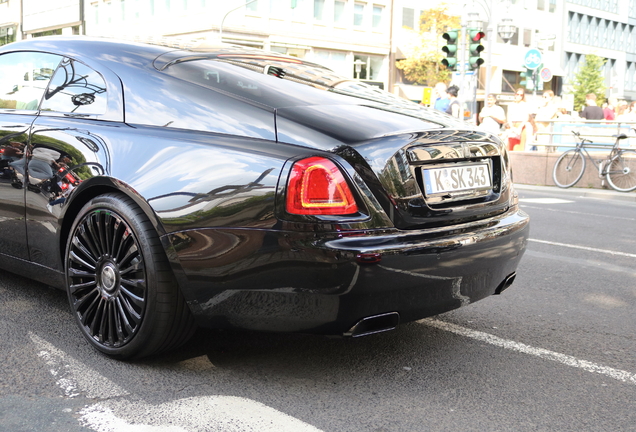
[65,193,196,359]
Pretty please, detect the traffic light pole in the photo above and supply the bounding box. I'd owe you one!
[459,22,467,120]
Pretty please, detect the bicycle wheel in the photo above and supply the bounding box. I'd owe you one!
[553,150,585,188]
[606,150,636,192]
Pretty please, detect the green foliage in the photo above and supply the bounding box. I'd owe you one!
[396,4,460,86]
[396,57,452,86]
[571,54,607,111]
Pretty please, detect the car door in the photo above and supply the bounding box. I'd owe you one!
[0,51,61,260]
[26,57,122,270]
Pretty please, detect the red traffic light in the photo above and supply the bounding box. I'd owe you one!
[469,30,486,42]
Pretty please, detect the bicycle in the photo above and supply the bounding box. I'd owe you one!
[552,130,636,192]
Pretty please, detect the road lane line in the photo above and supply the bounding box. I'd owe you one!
[29,332,129,399]
[529,238,636,258]
[29,333,324,431]
[80,397,324,432]
[419,319,636,386]
[520,204,636,221]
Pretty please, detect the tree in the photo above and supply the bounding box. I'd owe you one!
[571,54,607,111]
[395,4,460,86]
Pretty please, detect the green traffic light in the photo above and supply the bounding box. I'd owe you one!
[442,58,458,69]
[441,28,460,71]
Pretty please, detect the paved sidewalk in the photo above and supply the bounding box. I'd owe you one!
[514,183,636,203]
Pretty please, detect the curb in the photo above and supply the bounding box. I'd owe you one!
[514,183,636,203]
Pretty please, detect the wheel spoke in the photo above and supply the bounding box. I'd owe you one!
[113,298,127,342]
[110,218,125,259]
[76,288,100,325]
[119,243,139,269]
[120,257,143,276]
[69,280,97,295]
[606,151,636,192]
[68,205,148,350]
[89,297,106,339]
[116,296,137,335]
[69,250,96,272]
[553,150,584,188]
[120,284,146,307]
[77,224,101,262]
[68,267,97,279]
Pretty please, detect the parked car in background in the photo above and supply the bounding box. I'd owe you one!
[0,37,529,359]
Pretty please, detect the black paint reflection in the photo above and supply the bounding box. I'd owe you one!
[0,120,31,259]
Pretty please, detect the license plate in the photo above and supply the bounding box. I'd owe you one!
[423,163,492,195]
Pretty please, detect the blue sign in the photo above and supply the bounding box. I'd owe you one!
[524,49,543,70]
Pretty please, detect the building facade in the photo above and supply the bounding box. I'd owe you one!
[563,0,636,103]
[3,0,636,103]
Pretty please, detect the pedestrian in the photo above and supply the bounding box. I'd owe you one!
[445,85,461,118]
[505,88,530,150]
[603,97,617,120]
[534,90,559,151]
[478,94,506,135]
[579,93,604,120]
[433,82,450,112]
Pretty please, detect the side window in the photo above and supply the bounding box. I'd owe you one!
[0,52,61,111]
[41,58,108,115]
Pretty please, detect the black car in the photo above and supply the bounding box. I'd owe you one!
[0,36,529,359]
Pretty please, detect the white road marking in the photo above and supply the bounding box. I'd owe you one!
[520,198,574,204]
[80,397,324,432]
[529,238,636,258]
[30,333,323,432]
[29,332,128,399]
[419,319,636,386]
[520,204,636,221]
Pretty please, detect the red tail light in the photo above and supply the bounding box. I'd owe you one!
[286,157,358,215]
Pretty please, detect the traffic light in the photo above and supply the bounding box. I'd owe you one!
[468,29,485,70]
[441,29,459,71]
[520,67,535,90]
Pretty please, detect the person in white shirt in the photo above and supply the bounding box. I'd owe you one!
[479,94,506,134]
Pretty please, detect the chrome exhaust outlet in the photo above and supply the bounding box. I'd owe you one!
[494,272,516,295]
[344,312,400,337]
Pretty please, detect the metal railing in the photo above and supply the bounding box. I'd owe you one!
[533,120,636,152]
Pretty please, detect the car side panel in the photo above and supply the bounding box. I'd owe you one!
[25,117,295,273]
[0,115,34,260]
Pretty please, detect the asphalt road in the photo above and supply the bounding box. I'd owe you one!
[1,184,635,432]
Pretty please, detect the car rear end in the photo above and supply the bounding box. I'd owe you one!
[151,47,529,335]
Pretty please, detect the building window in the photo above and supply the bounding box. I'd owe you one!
[314,0,324,20]
[354,3,364,26]
[334,0,345,24]
[0,26,17,47]
[537,0,545,11]
[402,7,414,29]
[549,0,556,12]
[502,70,520,93]
[372,5,382,28]
[353,54,383,80]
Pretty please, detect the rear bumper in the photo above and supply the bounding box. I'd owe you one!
[164,206,529,335]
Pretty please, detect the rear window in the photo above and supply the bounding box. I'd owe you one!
[162,59,354,109]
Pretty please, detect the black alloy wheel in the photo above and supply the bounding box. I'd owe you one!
[66,193,195,359]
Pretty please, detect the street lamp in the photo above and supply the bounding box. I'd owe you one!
[219,0,259,43]
[468,0,517,99]
[354,59,364,79]
[497,17,516,42]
